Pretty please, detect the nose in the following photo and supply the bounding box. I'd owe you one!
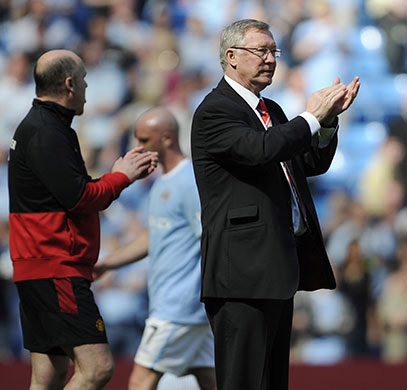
[264,51,275,63]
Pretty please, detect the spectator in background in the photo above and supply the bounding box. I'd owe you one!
[290,0,351,93]
[95,107,215,390]
[359,136,405,218]
[367,0,407,73]
[0,52,34,153]
[377,238,407,362]
[298,286,352,364]
[326,200,368,266]
[321,190,353,240]
[136,1,179,105]
[106,0,151,54]
[2,0,80,56]
[75,38,127,167]
[8,49,158,390]
[339,239,374,357]
[388,116,407,191]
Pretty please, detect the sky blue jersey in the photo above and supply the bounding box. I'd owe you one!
[147,159,207,324]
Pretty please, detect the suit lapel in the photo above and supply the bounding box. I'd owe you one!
[216,78,266,133]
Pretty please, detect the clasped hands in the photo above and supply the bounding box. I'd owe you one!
[306,76,360,127]
[112,146,159,183]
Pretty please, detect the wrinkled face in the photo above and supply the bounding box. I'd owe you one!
[72,60,87,115]
[229,28,277,95]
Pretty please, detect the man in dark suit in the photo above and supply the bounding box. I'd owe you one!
[191,19,360,390]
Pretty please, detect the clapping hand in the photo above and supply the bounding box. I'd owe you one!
[306,76,360,126]
[325,76,360,124]
[112,146,159,183]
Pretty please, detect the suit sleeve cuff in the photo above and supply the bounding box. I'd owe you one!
[318,118,339,148]
[300,112,321,136]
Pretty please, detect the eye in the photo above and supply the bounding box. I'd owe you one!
[257,48,268,56]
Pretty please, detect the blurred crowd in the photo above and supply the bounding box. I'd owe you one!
[0,0,406,365]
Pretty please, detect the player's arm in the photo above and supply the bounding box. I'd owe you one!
[93,229,149,280]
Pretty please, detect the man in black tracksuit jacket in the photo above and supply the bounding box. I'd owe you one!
[8,49,158,390]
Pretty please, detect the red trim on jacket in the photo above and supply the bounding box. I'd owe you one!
[70,172,130,213]
[10,172,130,282]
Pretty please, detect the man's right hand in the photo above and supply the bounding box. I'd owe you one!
[305,82,347,123]
[305,77,360,125]
[112,146,159,183]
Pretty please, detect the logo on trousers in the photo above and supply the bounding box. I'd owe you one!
[96,318,105,332]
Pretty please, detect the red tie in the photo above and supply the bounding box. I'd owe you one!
[257,99,271,128]
[257,99,309,230]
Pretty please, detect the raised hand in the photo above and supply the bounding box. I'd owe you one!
[321,76,360,126]
[305,82,347,123]
[306,76,360,126]
[112,146,159,183]
[337,76,360,113]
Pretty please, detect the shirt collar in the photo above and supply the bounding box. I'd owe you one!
[160,158,188,180]
[224,75,262,111]
[33,98,76,127]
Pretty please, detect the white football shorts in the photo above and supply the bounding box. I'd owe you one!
[135,317,215,376]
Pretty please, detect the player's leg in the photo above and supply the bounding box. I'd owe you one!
[30,352,69,389]
[17,277,112,389]
[62,343,114,390]
[188,367,216,390]
[128,363,163,390]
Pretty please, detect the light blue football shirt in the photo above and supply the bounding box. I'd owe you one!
[147,159,207,324]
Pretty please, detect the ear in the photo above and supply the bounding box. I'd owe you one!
[161,131,173,148]
[65,76,74,93]
[225,48,237,69]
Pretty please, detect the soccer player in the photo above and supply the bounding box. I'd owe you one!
[95,106,216,390]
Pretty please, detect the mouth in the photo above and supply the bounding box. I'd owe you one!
[260,70,274,81]
[262,68,274,74]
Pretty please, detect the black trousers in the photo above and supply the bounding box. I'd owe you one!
[205,297,294,390]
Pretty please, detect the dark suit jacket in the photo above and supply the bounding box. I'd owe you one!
[191,78,336,301]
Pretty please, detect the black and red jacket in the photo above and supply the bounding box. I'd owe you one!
[8,99,130,282]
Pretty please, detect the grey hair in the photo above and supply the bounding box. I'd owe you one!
[219,19,270,72]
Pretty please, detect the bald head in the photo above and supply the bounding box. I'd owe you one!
[34,50,83,98]
[134,107,182,168]
[136,107,179,139]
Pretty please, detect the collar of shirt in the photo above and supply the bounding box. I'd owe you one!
[224,75,263,113]
[33,98,76,127]
[160,158,188,180]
